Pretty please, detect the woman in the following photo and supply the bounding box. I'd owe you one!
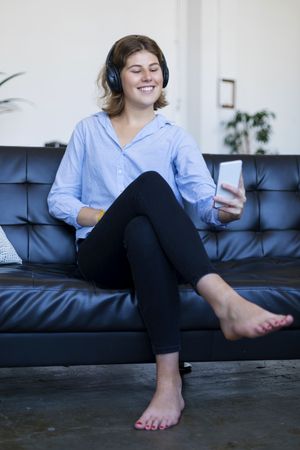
[48,35,293,431]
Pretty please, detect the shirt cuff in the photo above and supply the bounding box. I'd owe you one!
[211,207,227,229]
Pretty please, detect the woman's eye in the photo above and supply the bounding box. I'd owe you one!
[130,67,159,74]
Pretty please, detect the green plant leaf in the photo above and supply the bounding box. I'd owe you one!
[223,109,276,155]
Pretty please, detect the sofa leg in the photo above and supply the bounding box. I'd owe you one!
[179,361,192,375]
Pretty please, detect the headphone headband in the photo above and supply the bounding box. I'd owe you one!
[105,43,169,93]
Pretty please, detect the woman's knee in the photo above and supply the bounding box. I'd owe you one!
[124,216,157,250]
[134,170,169,192]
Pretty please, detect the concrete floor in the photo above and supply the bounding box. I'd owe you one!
[0,360,299,450]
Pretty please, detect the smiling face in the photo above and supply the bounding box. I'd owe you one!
[120,50,164,111]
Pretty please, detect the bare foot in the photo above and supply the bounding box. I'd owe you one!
[134,376,185,431]
[197,274,294,341]
[219,292,294,340]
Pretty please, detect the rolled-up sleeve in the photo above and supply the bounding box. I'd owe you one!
[47,122,89,229]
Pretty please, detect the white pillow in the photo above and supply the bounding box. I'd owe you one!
[0,226,22,264]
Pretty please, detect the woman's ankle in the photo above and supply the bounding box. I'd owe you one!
[196,273,235,315]
[155,352,181,384]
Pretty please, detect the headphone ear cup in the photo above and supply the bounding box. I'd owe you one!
[162,64,169,88]
[105,46,122,93]
[106,64,122,93]
[161,55,169,88]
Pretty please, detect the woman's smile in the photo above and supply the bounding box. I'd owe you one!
[138,86,155,93]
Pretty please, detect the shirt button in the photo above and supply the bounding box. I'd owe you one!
[118,169,122,174]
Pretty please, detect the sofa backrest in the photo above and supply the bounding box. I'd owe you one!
[0,146,76,264]
[196,154,300,261]
[0,147,299,264]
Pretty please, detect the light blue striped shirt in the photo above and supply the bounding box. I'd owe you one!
[48,111,222,240]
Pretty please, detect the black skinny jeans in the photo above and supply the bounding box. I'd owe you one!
[77,171,216,355]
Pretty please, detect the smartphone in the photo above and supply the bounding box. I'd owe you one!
[214,160,242,208]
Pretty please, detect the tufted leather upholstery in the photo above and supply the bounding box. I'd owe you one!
[1,148,299,263]
[192,154,300,260]
[0,147,76,264]
[0,146,299,367]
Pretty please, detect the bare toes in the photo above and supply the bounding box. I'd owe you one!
[159,425,166,430]
[145,417,155,431]
[134,420,145,430]
[282,315,294,326]
[268,315,292,330]
[254,324,267,335]
[151,419,159,431]
[262,321,273,332]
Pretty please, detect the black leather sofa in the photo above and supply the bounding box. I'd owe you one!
[0,146,299,368]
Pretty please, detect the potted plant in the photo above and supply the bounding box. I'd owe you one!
[223,109,276,154]
[0,72,27,114]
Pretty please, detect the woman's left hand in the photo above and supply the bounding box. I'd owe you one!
[215,175,247,223]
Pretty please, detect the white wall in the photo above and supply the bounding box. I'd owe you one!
[186,0,221,153]
[186,0,300,154]
[0,0,181,146]
[236,0,300,154]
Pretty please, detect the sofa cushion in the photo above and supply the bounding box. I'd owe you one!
[0,258,299,333]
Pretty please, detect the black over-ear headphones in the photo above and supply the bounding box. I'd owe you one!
[105,44,169,93]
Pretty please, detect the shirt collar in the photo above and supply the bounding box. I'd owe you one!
[96,111,172,149]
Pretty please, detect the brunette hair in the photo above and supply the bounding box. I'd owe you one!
[97,35,168,117]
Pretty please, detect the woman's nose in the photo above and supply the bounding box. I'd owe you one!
[142,70,152,81]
